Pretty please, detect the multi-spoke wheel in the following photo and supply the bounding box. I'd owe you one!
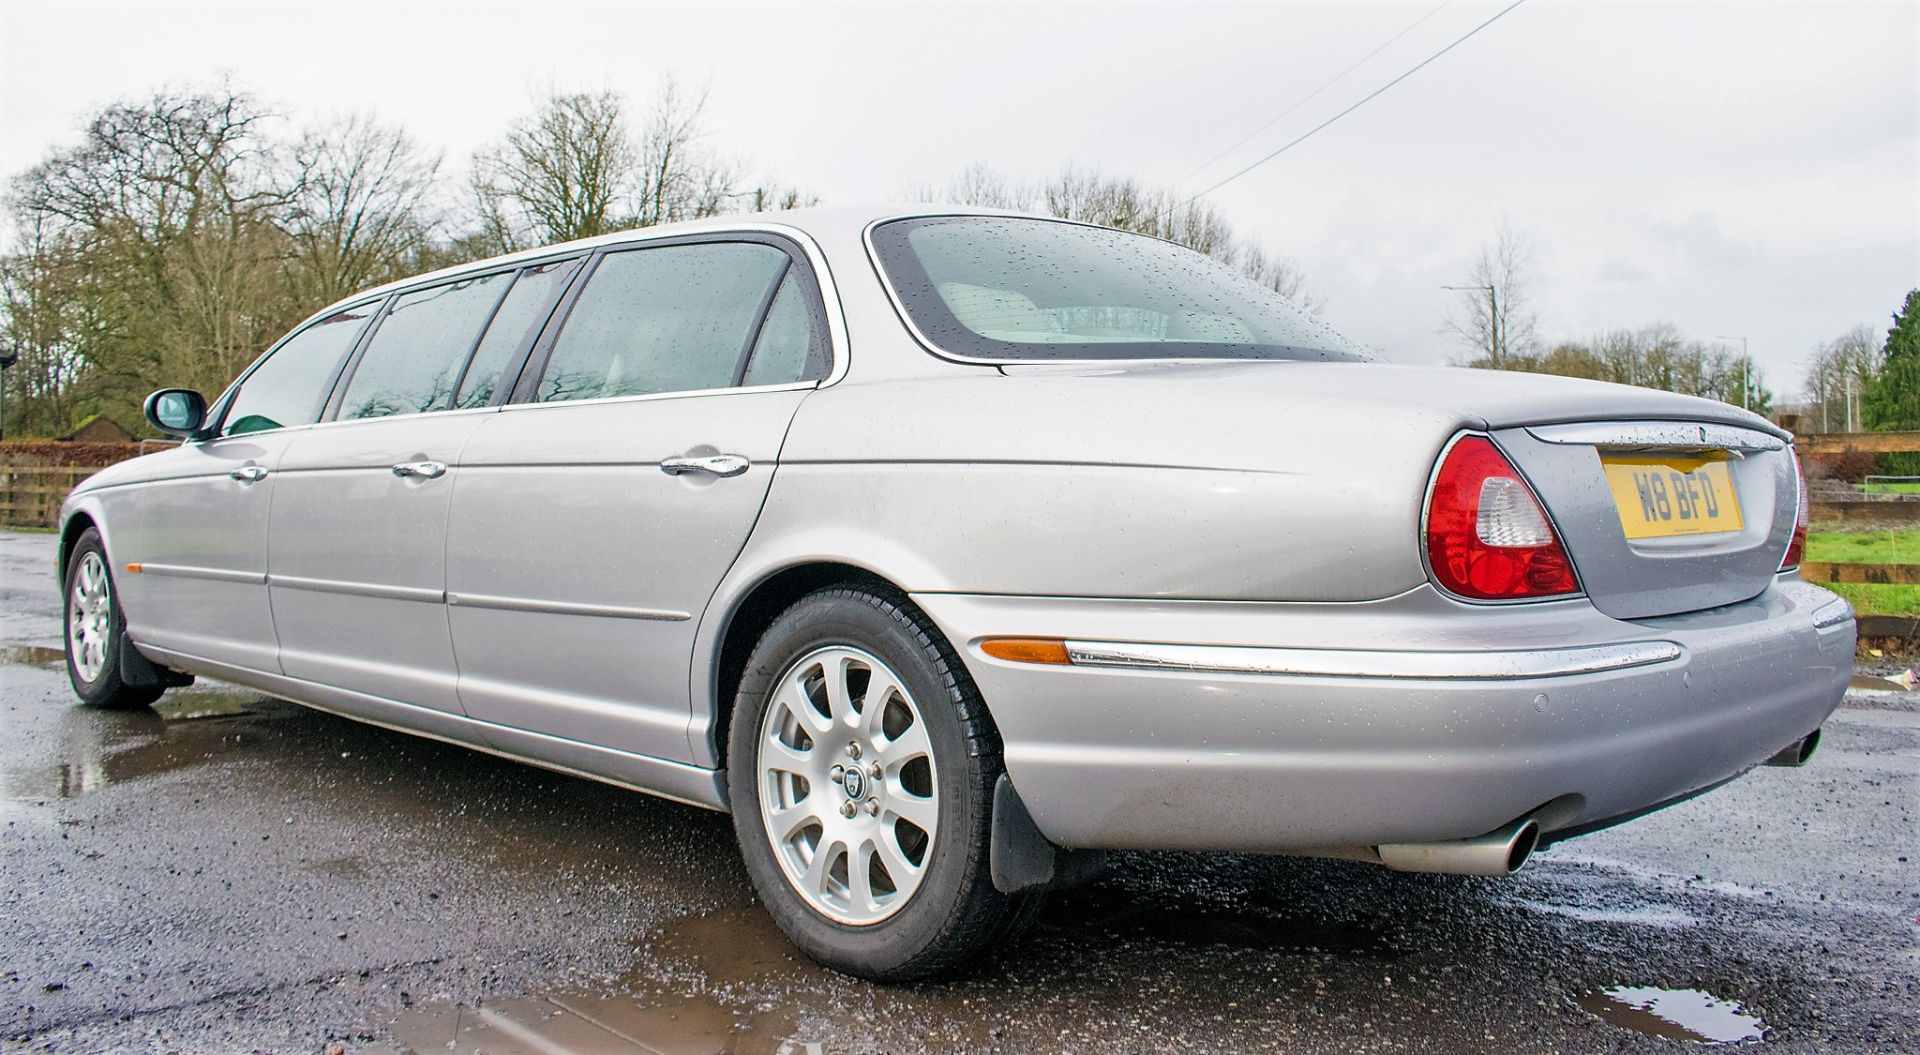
[63,527,163,710]
[757,645,939,925]
[728,586,1037,980]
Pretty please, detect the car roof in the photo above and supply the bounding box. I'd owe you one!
[314,203,1034,321]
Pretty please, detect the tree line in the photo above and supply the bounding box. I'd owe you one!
[1439,227,1919,432]
[5,78,1905,441]
[1439,226,1775,414]
[0,81,1326,439]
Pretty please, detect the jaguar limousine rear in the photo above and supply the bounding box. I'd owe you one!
[59,206,1851,979]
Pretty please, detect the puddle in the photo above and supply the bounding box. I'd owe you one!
[651,904,820,985]
[1579,986,1765,1044]
[384,993,813,1054]
[3,685,276,801]
[1849,674,1912,694]
[1,643,66,667]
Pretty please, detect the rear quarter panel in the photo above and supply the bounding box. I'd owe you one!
[742,369,1464,602]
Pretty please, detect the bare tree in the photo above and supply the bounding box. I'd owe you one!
[288,114,441,304]
[1804,324,1880,432]
[8,84,299,401]
[1236,242,1322,312]
[1443,226,1539,368]
[934,164,1323,309]
[471,90,637,249]
[913,162,1036,210]
[632,78,742,226]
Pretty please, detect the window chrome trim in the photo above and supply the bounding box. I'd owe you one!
[1055,640,1684,680]
[495,379,818,414]
[445,591,691,622]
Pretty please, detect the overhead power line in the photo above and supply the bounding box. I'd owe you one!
[1177,0,1458,188]
[1182,0,1533,206]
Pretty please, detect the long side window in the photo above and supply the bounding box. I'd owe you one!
[536,242,790,403]
[454,258,582,410]
[221,304,379,437]
[338,272,512,420]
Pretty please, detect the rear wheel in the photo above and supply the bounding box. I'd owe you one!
[726,586,1036,980]
[64,528,162,710]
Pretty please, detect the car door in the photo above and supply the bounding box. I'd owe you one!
[267,262,582,714]
[446,236,832,762]
[119,303,378,673]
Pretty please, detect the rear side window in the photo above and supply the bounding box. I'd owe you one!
[740,273,824,387]
[537,242,790,403]
[339,272,511,420]
[221,304,377,437]
[454,258,582,410]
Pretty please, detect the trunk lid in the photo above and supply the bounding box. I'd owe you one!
[1491,420,1797,619]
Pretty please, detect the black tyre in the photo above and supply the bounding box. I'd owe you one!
[63,527,162,710]
[726,586,1037,980]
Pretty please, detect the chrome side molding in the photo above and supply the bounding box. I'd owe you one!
[1057,640,1683,680]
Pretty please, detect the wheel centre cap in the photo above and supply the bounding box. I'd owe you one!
[840,766,866,800]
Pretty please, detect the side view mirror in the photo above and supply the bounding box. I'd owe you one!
[144,388,209,439]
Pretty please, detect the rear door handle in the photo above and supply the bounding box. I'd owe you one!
[228,465,268,483]
[660,454,750,478]
[391,460,448,479]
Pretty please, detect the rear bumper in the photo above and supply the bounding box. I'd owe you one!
[914,577,1853,852]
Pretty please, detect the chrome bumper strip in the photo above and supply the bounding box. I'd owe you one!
[1811,597,1855,630]
[1060,640,1685,680]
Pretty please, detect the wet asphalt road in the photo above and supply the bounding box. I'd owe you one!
[1,530,1914,1054]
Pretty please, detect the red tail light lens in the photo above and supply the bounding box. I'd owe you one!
[1425,436,1579,600]
[1781,452,1808,570]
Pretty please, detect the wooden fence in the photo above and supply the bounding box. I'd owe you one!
[0,464,107,529]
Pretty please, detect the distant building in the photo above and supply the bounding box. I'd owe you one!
[58,415,135,444]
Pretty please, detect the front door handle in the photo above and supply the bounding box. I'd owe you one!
[660,454,750,478]
[228,465,268,483]
[391,460,448,479]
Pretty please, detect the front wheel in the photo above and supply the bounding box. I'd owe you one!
[64,527,162,710]
[726,586,1036,980]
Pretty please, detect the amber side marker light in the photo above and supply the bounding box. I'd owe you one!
[979,638,1071,665]
[125,563,143,574]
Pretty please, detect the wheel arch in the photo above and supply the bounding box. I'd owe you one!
[57,505,103,578]
[693,559,906,776]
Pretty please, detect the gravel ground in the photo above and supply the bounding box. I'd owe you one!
[1,530,1913,1053]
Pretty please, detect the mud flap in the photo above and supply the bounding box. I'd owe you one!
[990,774,1107,894]
[117,636,194,690]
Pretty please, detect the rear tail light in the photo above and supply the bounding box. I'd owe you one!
[1782,452,1808,570]
[1425,435,1580,600]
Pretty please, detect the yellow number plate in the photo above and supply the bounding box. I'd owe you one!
[1602,454,1744,539]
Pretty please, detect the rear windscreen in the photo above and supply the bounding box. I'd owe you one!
[870,216,1364,362]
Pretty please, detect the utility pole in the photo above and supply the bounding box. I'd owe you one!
[1715,335,1750,411]
[1445,284,1500,367]
[0,347,17,442]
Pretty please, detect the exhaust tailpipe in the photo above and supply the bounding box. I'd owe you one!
[1375,818,1540,877]
[1765,728,1820,767]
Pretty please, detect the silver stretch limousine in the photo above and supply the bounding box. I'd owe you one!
[59,206,1851,979]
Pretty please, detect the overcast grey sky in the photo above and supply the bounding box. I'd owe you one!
[2,0,1914,395]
